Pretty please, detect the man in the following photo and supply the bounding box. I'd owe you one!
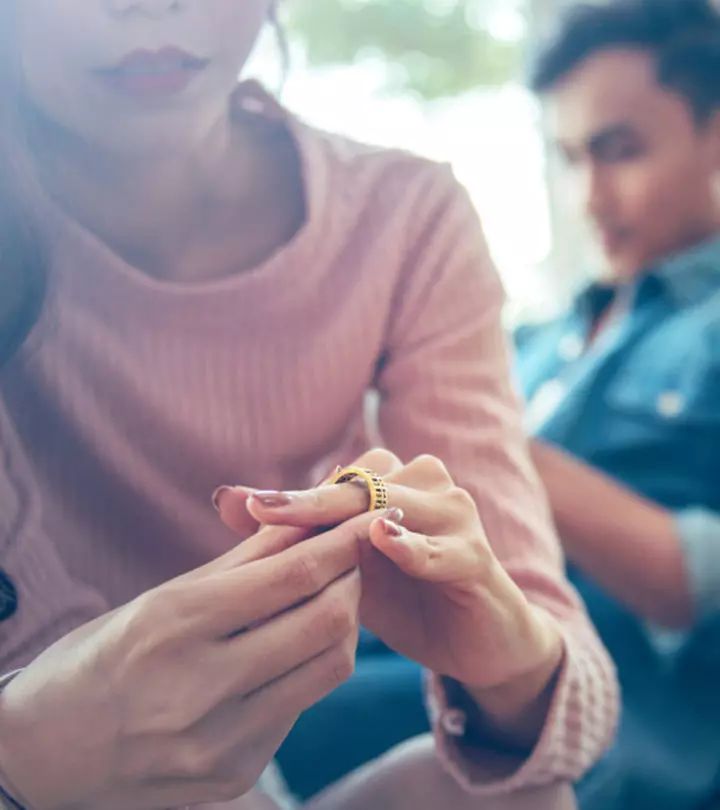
[521,1,720,807]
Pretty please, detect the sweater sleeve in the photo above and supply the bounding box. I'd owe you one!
[375,164,618,793]
[0,402,109,674]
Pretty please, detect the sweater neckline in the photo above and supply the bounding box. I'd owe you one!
[47,82,327,301]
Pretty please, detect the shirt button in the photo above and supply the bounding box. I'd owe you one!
[440,708,467,737]
[656,391,685,419]
[558,334,584,361]
[0,569,18,622]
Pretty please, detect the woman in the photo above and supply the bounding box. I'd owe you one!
[0,1,617,808]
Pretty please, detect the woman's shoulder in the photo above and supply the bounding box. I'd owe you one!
[325,126,455,194]
[306,120,442,178]
[235,83,472,237]
[293,117,468,228]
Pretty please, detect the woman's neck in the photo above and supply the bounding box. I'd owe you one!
[30,102,305,282]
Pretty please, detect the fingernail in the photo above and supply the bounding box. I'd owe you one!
[314,464,343,487]
[250,491,292,508]
[212,485,233,512]
[212,485,252,512]
[385,507,405,524]
[380,518,405,538]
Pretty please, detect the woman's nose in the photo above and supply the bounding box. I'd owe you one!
[106,0,183,18]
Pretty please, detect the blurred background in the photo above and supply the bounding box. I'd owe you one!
[249,0,595,323]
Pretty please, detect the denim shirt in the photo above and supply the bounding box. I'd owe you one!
[515,235,720,808]
[516,235,720,620]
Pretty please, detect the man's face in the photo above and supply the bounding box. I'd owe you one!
[547,49,720,280]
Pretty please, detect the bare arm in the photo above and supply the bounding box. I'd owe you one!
[529,439,693,629]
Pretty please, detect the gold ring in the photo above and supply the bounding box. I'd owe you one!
[330,466,389,512]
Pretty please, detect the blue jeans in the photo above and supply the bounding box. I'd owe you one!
[276,632,428,799]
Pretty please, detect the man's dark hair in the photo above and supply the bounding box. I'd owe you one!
[530,0,720,123]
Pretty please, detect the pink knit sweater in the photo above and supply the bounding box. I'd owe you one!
[0,87,617,800]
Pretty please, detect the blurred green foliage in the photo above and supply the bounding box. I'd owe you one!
[285,0,526,99]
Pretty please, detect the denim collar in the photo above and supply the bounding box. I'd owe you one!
[649,233,720,307]
[574,233,720,318]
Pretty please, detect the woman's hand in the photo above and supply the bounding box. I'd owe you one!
[0,513,381,810]
[216,450,564,747]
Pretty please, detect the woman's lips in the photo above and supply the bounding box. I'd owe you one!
[95,47,209,99]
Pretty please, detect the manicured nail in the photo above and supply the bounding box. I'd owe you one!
[212,485,233,512]
[250,491,292,508]
[212,485,253,512]
[380,518,405,538]
[385,507,405,524]
[314,464,343,487]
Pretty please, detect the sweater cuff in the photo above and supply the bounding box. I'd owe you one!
[425,624,617,794]
[0,671,27,809]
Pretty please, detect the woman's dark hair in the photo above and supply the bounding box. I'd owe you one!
[530,0,720,124]
[0,169,47,370]
[0,4,48,369]
[269,0,291,90]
